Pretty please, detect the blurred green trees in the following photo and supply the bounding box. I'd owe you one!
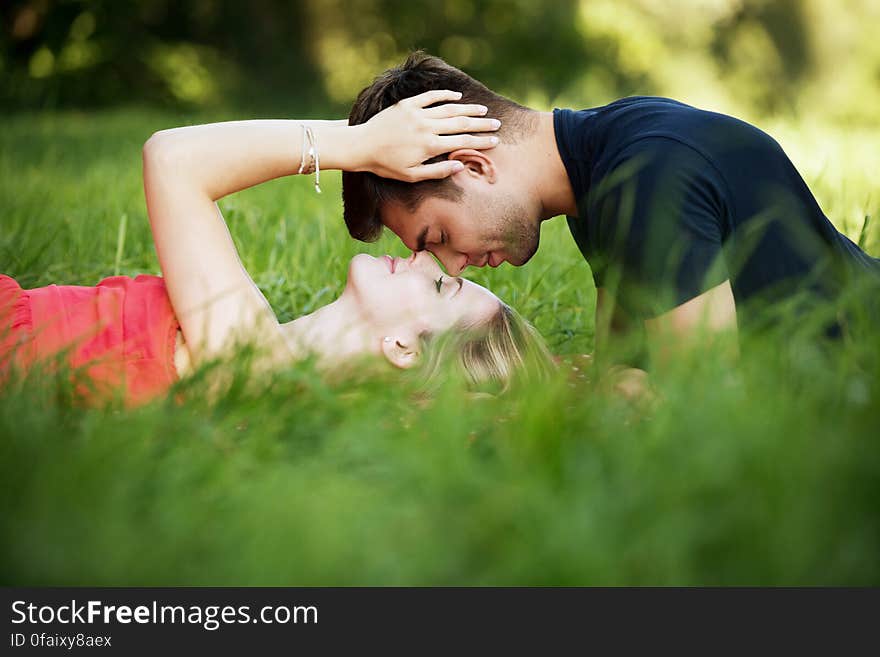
[1,0,320,109]
[2,0,879,123]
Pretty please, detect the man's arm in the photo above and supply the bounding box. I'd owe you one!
[594,286,654,400]
[594,287,633,362]
[595,281,736,401]
[642,279,738,366]
[595,286,654,367]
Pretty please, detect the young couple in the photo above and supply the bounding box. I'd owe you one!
[2,52,878,406]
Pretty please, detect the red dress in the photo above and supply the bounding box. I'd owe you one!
[0,273,181,407]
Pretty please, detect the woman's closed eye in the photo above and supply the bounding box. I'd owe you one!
[434,275,464,298]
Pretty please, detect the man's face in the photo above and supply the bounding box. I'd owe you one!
[381,185,541,276]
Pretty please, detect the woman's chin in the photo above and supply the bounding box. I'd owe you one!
[342,253,382,304]
[347,253,377,287]
[349,253,377,269]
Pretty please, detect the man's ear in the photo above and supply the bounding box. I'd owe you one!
[381,333,421,369]
[447,149,497,184]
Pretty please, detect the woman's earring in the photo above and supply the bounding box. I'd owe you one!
[383,336,393,343]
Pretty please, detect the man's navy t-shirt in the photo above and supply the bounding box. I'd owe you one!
[553,97,880,327]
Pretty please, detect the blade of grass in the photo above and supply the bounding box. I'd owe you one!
[857,214,871,250]
[114,213,128,276]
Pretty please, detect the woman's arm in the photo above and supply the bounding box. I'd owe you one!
[146,89,500,197]
[143,90,499,370]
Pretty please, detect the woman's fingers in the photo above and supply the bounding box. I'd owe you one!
[407,160,466,181]
[434,133,500,153]
[364,90,501,179]
[405,89,463,108]
[430,116,501,135]
[423,102,489,119]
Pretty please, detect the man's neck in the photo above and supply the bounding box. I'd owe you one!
[521,111,579,220]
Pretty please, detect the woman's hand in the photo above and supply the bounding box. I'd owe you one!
[355,89,502,182]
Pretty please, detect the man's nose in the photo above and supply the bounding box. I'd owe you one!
[439,253,466,276]
[426,246,467,276]
[409,250,446,276]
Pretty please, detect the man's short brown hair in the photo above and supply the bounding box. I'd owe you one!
[342,51,530,242]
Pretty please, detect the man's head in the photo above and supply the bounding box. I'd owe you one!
[343,51,542,275]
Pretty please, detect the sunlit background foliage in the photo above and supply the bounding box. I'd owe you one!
[3,0,880,124]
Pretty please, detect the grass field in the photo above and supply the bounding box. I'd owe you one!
[1,108,878,585]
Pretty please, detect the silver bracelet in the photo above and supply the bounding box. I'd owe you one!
[297,125,321,193]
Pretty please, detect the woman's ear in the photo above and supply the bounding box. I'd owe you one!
[381,334,421,369]
[447,149,497,184]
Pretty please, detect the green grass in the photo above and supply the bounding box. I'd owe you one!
[1,108,878,585]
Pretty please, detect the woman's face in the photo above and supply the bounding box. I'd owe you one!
[345,251,501,339]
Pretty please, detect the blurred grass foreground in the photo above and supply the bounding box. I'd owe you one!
[1,1,879,584]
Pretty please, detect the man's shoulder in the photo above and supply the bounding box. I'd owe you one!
[557,96,768,172]
[558,95,695,121]
[554,96,698,159]
[554,96,751,216]
[582,95,694,111]
[558,95,748,137]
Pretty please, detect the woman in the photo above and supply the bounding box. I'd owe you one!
[0,91,553,407]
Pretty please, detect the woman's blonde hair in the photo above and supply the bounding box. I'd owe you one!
[416,302,556,395]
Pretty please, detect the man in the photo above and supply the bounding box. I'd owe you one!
[342,52,880,365]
